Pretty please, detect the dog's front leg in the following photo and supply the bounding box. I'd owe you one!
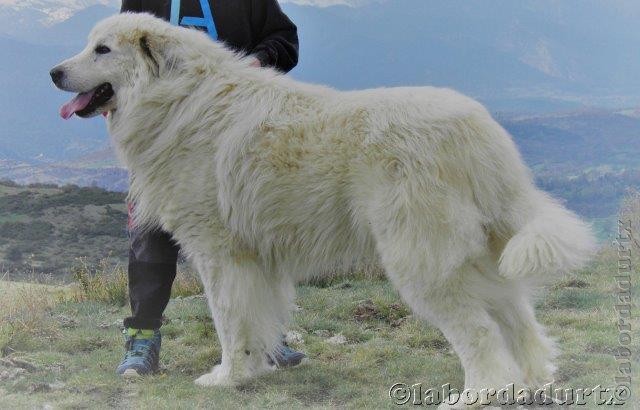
[193,251,294,387]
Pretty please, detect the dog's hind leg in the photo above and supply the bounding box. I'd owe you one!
[458,256,557,389]
[383,259,525,405]
[484,279,557,387]
[367,198,525,406]
[192,251,295,386]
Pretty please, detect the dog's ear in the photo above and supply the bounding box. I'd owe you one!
[139,35,160,76]
[137,33,180,77]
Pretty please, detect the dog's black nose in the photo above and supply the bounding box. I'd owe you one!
[50,68,64,85]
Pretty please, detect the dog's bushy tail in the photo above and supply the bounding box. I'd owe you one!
[498,193,597,279]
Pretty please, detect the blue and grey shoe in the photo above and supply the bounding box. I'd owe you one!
[116,328,161,378]
[271,344,306,368]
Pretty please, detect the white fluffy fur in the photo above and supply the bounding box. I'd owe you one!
[54,13,596,402]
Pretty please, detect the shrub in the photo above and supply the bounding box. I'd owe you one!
[0,221,54,240]
[71,257,128,306]
[0,282,60,355]
[5,246,23,262]
[171,270,204,298]
[27,182,59,189]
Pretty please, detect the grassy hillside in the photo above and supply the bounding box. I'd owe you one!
[0,245,638,409]
[0,180,127,278]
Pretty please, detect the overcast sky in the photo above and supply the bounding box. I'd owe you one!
[0,0,379,7]
[280,0,382,6]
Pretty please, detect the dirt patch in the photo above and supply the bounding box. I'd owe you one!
[353,299,378,321]
[555,278,590,289]
[353,299,409,324]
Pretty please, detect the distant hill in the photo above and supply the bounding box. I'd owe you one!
[501,110,640,236]
[0,155,127,192]
[500,110,640,173]
[0,180,127,276]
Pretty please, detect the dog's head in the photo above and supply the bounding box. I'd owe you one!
[50,14,183,119]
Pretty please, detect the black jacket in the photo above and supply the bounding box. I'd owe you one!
[120,0,299,72]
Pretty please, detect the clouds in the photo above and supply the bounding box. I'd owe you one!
[0,0,385,8]
[0,0,118,7]
[0,0,118,24]
[0,0,380,29]
[0,0,380,12]
[280,0,385,7]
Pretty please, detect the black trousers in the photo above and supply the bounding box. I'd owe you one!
[124,227,180,329]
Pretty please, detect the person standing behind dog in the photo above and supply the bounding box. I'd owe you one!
[117,0,301,378]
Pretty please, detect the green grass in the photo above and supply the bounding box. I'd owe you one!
[1,248,638,409]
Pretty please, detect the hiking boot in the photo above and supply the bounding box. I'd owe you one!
[116,328,161,378]
[271,344,307,368]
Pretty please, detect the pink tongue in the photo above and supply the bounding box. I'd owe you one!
[60,91,95,119]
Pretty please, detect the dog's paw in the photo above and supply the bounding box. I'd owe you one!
[194,365,237,387]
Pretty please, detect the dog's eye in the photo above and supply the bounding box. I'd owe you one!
[95,45,111,55]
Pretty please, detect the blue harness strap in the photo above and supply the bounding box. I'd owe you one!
[169,0,181,26]
[169,0,218,40]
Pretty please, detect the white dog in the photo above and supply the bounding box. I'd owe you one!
[51,13,595,404]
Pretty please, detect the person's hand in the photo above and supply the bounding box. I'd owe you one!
[249,58,262,68]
